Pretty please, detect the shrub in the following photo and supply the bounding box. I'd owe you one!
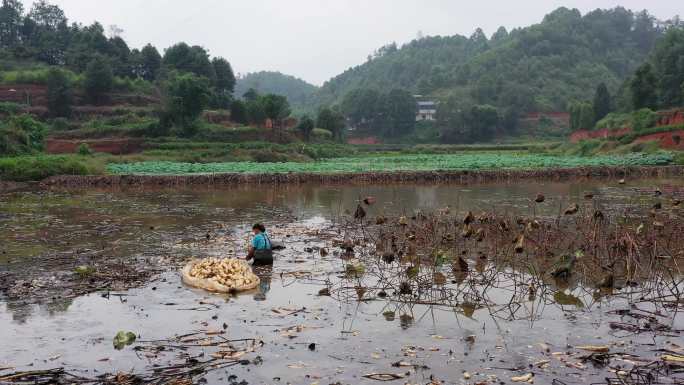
[0,155,98,181]
[577,139,602,156]
[77,143,92,156]
[50,117,72,131]
[0,115,47,155]
[84,56,114,104]
[632,108,658,131]
[312,128,333,141]
[595,109,658,132]
[674,152,684,165]
[46,68,73,118]
[0,101,21,115]
[251,150,290,163]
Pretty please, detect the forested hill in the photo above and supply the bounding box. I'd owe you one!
[316,7,670,113]
[235,71,318,113]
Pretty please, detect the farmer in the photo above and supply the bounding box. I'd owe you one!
[246,223,273,266]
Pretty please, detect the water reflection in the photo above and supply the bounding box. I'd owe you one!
[252,265,273,301]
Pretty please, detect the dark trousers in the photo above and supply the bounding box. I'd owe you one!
[253,249,274,266]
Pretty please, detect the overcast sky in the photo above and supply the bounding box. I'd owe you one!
[29,1,682,85]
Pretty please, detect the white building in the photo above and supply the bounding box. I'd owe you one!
[415,96,437,121]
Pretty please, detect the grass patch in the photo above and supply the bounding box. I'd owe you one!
[673,152,684,165]
[0,155,104,181]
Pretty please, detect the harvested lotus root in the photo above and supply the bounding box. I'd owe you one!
[188,258,258,289]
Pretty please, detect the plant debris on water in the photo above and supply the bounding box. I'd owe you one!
[1,182,683,384]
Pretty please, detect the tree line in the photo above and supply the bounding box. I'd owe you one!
[315,7,682,142]
[569,26,684,131]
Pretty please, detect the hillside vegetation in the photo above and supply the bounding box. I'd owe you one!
[235,71,318,114]
[316,7,672,113]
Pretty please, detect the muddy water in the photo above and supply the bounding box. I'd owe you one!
[1,179,683,384]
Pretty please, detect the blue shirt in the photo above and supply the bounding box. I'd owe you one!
[252,233,271,250]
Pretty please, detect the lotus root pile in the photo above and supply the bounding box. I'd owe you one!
[188,258,258,288]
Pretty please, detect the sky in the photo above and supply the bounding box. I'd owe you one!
[28,0,682,86]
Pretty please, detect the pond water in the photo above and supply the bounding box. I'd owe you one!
[1,178,683,384]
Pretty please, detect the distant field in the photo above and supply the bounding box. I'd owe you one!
[107,152,674,175]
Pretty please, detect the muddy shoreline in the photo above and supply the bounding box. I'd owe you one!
[39,165,684,188]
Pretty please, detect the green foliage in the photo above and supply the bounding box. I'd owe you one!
[631,108,658,131]
[0,155,97,181]
[131,44,161,81]
[212,57,236,94]
[0,101,21,114]
[382,89,417,137]
[317,107,346,142]
[108,152,674,175]
[317,7,663,116]
[340,87,416,139]
[437,99,500,143]
[569,101,595,130]
[162,42,215,82]
[1,1,234,99]
[0,114,47,155]
[297,115,315,142]
[162,72,211,136]
[651,27,684,108]
[261,94,291,124]
[46,67,72,117]
[596,108,658,131]
[76,143,91,156]
[246,98,266,126]
[230,100,248,125]
[236,71,318,113]
[311,128,333,142]
[674,151,684,165]
[630,63,658,109]
[593,83,612,122]
[84,55,113,105]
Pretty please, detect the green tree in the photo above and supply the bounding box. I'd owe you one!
[163,72,211,136]
[243,88,259,102]
[468,104,499,141]
[578,102,595,129]
[652,28,684,108]
[0,0,23,48]
[230,100,248,125]
[569,102,581,130]
[28,0,65,29]
[246,99,266,126]
[261,94,291,130]
[212,57,236,94]
[630,63,658,109]
[491,26,509,42]
[162,42,215,81]
[340,88,381,130]
[381,89,416,138]
[46,68,71,118]
[132,43,161,81]
[317,107,346,142]
[437,99,500,143]
[593,83,612,123]
[84,55,113,105]
[297,115,315,142]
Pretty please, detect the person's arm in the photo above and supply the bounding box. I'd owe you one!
[246,245,255,260]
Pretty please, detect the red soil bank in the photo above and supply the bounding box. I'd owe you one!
[348,137,381,145]
[656,109,684,126]
[45,138,144,155]
[570,127,632,143]
[635,130,684,150]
